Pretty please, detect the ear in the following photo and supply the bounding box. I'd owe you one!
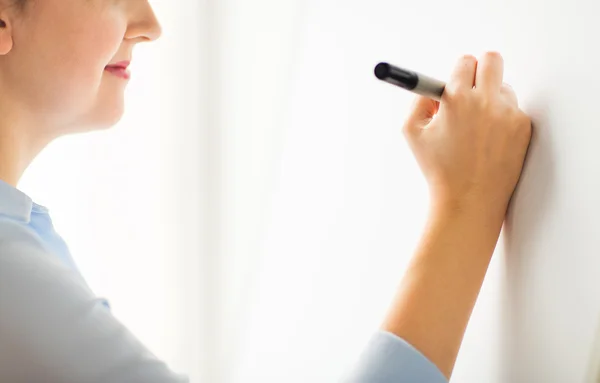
[0,7,16,56]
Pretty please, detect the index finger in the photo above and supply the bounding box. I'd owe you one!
[445,55,477,94]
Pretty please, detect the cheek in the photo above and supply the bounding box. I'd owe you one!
[24,58,105,121]
[10,0,128,128]
[37,26,125,119]
[63,27,124,95]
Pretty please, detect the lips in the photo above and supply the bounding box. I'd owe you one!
[105,61,131,80]
[106,60,130,69]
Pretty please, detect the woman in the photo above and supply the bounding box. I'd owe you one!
[0,1,531,382]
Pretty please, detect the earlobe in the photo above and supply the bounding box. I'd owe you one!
[0,19,14,55]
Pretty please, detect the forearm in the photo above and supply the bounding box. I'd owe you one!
[381,201,505,379]
[346,53,530,383]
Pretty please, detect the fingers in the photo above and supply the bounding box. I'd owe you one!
[475,52,504,93]
[402,95,439,137]
[445,55,477,94]
[406,52,513,141]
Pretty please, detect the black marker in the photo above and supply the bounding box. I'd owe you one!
[374,62,446,101]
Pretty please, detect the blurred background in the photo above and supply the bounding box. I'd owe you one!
[18,0,516,382]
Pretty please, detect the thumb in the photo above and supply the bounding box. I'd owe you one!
[402,95,439,137]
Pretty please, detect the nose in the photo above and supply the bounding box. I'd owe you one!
[125,1,163,43]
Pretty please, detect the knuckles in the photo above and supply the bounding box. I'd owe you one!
[445,89,532,145]
[444,86,471,104]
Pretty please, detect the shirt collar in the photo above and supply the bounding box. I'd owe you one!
[0,178,42,223]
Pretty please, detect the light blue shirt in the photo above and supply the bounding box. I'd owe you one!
[0,179,447,382]
[343,331,448,382]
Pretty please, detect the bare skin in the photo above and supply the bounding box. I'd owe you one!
[0,0,161,186]
[381,52,532,379]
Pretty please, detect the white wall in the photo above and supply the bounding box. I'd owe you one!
[498,1,600,381]
[207,0,306,382]
[228,0,600,382]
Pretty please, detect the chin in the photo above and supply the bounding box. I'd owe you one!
[100,109,125,130]
[78,103,126,132]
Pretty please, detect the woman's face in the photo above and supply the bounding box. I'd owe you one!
[0,0,162,135]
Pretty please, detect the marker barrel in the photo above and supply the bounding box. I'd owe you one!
[374,62,445,101]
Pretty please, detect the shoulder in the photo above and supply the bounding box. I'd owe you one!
[0,216,97,314]
[0,216,45,250]
[0,218,190,383]
[0,219,189,383]
[0,216,63,274]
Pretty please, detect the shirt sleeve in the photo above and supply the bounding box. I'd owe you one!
[341,330,448,383]
[0,226,189,383]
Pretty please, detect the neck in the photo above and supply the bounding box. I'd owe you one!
[0,122,53,187]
